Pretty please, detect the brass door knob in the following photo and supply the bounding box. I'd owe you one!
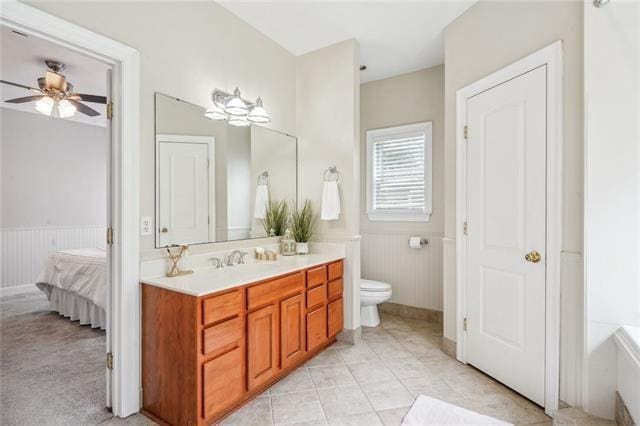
[161,227,168,233]
[525,251,542,263]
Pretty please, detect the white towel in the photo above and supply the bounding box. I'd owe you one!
[402,395,512,425]
[254,184,269,219]
[321,181,341,220]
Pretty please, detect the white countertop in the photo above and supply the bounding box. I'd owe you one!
[141,252,344,297]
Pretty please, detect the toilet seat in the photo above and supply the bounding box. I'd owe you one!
[360,279,391,292]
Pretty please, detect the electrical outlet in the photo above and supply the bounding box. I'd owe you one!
[140,216,153,236]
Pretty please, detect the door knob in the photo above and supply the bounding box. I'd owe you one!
[525,251,542,263]
[161,227,168,233]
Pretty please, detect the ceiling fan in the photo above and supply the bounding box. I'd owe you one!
[0,60,107,118]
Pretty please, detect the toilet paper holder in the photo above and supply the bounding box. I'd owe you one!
[408,237,429,248]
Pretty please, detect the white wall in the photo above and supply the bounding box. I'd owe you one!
[360,66,444,311]
[1,108,107,228]
[443,0,585,407]
[26,0,298,254]
[0,108,107,288]
[296,39,361,329]
[584,0,640,419]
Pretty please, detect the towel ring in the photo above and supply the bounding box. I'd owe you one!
[323,165,340,182]
[257,171,269,185]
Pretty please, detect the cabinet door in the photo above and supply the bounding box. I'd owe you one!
[306,306,327,352]
[203,346,244,420]
[247,304,279,390]
[280,294,305,369]
[328,298,344,338]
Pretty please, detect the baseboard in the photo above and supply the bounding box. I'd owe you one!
[441,336,457,359]
[615,391,636,426]
[379,301,442,323]
[0,283,37,298]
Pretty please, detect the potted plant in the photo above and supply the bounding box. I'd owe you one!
[262,200,288,237]
[290,200,317,255]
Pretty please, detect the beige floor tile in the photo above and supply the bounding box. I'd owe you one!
[307,348,345,367]
[309,365,356,389]
[400,376,464,403]
[442,369,504,398]
[397,338,440,356]
[221,396,273,426]
[361,330,397,345]
[271,390,325,425]
[317,385,374,419]
[359,379,415,411]
[375,406,411,426]
[384,356,430,380]
[346,360,395,384]
[385,328,425,341]
[337,342,380,364]
[367,342,414,361]
[327,411,382,426]
[270,368,314,395]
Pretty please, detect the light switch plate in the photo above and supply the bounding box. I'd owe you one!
[140,216,153,236]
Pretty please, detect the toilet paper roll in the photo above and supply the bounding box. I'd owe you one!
[409,236,423,249]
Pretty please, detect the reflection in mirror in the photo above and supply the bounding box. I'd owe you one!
[154,93,297,247]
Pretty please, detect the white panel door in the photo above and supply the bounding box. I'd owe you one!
[158,141,209,246]
[466,66,546,405]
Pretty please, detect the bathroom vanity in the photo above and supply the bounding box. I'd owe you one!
[140,256,344,425]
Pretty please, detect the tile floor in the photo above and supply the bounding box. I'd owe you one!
[221,313,615,426]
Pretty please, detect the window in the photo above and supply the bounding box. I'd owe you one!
[366,122,432,222]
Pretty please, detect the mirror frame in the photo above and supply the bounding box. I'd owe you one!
[153,92,298,248]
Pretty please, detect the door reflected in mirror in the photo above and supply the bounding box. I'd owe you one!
[154,92,297,247]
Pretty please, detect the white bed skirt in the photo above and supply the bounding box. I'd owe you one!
[36,283,106,330]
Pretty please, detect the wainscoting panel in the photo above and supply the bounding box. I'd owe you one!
[361,232,443,311]
[0,226,106,289]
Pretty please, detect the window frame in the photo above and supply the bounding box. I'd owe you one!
[365,121,433,222]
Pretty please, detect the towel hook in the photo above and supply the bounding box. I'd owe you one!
[257,171,269,185]
[323,165,340,182]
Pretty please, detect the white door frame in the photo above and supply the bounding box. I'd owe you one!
[455,41,563,415]
[0,1,141,418]
[155,134,215,246]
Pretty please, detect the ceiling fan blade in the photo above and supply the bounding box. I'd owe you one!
[69,93,107,104]
[67,99,100,117]
[4,95,45,104]
[0,80,41,93]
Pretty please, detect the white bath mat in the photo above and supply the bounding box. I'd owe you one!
[402,395,513,425]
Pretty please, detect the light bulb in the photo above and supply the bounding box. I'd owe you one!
[204,103,227,120]
[57,99,76,118]
[35,97,54,116]
[224,87,248,116]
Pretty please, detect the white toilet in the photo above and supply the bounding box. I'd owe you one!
[360,279,392,327]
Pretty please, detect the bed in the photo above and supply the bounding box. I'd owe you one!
[35,248,107,330]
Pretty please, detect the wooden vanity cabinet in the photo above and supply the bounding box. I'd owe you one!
[141,259,344,426]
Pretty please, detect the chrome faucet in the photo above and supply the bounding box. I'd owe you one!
[211,257,224,269]
[226,250,248,266]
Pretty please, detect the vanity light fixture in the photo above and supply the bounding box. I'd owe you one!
[204,87,270,124]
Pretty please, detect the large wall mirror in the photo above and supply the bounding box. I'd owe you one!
[154,92,297,247]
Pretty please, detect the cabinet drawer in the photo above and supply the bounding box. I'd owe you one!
[203,346,244,419]
[328,298,344,337]
[247,272,304,310]
[327,278,343,301]
[203,316,243,356]
[307,266,327,288]
[203,290,242,326]
[306,283,326,310]
[306,306,327,351]
[328,260,343,281]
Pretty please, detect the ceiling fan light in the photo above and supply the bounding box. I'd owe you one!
[247,97,270,124]
[228,116,250,127]
[35,97,54,116]
[57,99,76,118]
[224,87,248,116]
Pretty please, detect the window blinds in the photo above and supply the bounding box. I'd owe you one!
[372,133,425,211]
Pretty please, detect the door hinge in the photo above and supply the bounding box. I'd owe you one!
[106,102,113,120]
[463,221,468,235]
[464,125,468,139]
[463,317,468,332]
[106,227,113,245]
[106,352,114,370]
